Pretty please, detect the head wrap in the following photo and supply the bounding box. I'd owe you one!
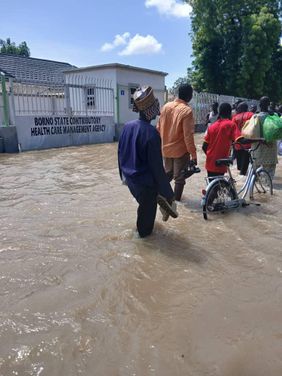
[132,86,160,121]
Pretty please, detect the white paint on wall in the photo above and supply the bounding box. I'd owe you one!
[64,64,167,126]
[16,115,115,151]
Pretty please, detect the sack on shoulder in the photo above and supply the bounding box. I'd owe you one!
[262,114,282,142]
[241,114,260,139]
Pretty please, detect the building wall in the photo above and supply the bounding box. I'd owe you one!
[65,67,166,127]
[65,70,116,118]
[115,68,166,126]
[0,126,19,152]
[15,115,115,151]
[65,70,117,85]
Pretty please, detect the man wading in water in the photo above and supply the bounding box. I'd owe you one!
[118,86,178,238]
[157,83,197,202]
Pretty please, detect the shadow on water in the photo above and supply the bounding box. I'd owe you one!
[181,197,202,213]
[273,182,282,190]
[272,175,282,190]
[135,224,208,265]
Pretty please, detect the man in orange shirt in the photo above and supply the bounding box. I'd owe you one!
[157,84,197,201]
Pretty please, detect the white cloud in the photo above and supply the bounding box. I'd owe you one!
[100,43,113,52]
[100,32,130,52]
[101,33,162,56]
[145,0,192,18]
[119,34,162,56]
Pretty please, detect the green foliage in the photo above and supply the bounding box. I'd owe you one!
[169,76,190,96]
[0,38,30,57]
[186,0,282,102]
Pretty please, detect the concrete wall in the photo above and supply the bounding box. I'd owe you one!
[15,115,115,151]
[116,68,165,126]
[0,126,19,153]
[65,70,116,86]
[65,67,166,127]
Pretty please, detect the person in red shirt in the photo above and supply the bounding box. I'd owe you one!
[232,102,254,175]
[202,102,235,178]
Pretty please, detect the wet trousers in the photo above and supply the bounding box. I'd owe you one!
[127,182,157,238]
[233,149,250,176]
[164,153,190,201]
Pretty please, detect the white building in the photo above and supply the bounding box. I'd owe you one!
[64,63,167,130]
[0,55,168,151]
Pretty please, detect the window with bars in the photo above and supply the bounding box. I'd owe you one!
[128,84,139,109]
[86,87,95,108]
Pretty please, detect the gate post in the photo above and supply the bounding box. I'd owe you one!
[8,77,16,125]
[64,84,72,116]
[1,72,10,126]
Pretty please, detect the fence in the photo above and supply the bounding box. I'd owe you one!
[0,74,116,151]
[1,76,259,127]
[4,75,115,119]
[190,92,258,125]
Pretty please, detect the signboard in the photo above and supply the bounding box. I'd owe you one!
[15,115,115,151]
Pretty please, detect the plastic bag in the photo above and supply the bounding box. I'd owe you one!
[262,114,282,142]
[278,140,282,156]
[241,115,260,139]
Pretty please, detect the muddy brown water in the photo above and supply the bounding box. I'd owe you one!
[0,134,281,376]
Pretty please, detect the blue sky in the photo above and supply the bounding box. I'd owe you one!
[0,0,193,88]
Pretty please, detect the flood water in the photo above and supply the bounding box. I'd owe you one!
[0,134,281,376]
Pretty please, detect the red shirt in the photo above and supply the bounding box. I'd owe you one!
[232,112,253,150]
[204,118,236,173]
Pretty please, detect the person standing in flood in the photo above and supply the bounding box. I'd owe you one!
[251,96,278,179]
[232,101,253,175]
[118,86,178,238]
[202,102,236,179]
[157,83,197,202]
[205,101,219,128]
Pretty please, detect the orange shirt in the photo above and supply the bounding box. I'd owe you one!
[157,99,197,159]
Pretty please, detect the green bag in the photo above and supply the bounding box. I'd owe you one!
[262,114,282,142]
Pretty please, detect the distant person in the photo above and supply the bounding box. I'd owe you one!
[251,96,278,179]
[118,86,178,238]
[250,104,258,114]
[202,103,235,178]
[232,102,253,175]
[205,102,219,127]
[232,100,243,116]
[157,83,197,202]
[277,105,282,157]
[269,102,277,114]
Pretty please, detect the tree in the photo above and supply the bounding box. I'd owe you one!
[169,76,190,96]
[186,0,282,101]
[0,38,30,57]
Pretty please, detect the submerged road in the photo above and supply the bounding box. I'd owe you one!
[0,134,281,375]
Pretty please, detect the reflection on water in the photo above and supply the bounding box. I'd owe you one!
[0,136,281,375]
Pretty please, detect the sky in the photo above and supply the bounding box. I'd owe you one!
[0,0,193,88]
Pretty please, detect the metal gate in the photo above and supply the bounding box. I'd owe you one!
[0,73,116,151]
[9,75,114,118]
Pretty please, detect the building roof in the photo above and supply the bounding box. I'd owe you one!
[0,68,13,77]
[64,63,168,76]
[0,54,76,84]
